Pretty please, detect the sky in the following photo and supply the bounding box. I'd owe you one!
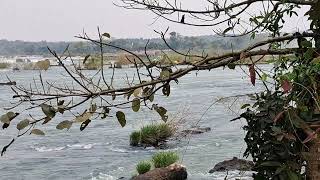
[0,0,311,42]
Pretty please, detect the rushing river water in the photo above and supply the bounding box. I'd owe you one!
[0,65,271,180]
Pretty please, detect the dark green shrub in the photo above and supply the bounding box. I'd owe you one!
[136,161,152,174]
[130,131,141,146]
[140,123,173,146]
[152,151,179,168]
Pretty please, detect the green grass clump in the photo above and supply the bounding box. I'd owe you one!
[140,123,173,146]
[152,151,179,168]
[136,161,152,174]
[130,131,141,146]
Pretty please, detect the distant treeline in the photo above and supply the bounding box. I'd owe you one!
[0,33,268,56]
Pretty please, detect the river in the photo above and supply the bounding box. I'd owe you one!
[0,65,271,180]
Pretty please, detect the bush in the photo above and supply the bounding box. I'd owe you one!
[0,63,10,69]
[130,131,141,146]
[140,123,173,146]
[136,161,152,174]
[152,151,179,168]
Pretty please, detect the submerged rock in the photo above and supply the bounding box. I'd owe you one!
[209,157,254,173]
[181,127,211,135]
[133,163,187,180]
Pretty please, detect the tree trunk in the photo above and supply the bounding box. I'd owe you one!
[306,138,320,180]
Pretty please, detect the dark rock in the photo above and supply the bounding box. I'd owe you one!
[133,163,187,180]
[181,127,211,135]
[209,157,254,173]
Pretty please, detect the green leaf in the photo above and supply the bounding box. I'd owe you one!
[116,111,126,127]
[223,27,233,34]
[241,104,251,109]
[90,104,97,113]
[42,117,52,125]
[74,112,92,123]
[133,88,142,97]
[227,63,236,69]
[40,104,56,118]
[80,119,91,131]
[162,83,171,96]
[132,98,141,112]
[160,70,170,79]
[102,33,111,38]
[149,94,155,102]
[153,105,168,122]
[31,129,45,136]
[16,119,30,130]
[0,112,18,123]
[56,120,73,130]
[261,73,268,82]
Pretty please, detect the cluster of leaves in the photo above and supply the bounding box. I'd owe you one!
[241,35,320,179]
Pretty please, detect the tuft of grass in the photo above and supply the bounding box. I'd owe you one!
[136,161,152,174]
[130,131,141,146]
[140,123,173,146]
[0,63,10,69]
[152,151,179,168]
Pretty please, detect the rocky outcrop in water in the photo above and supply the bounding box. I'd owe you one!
[133,163,187,180]
[209,157,254,173]
[181,127,211,135]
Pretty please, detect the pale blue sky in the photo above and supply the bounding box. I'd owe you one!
[0,0,310,41]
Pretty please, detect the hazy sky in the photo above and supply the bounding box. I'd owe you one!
[0,0,311,41]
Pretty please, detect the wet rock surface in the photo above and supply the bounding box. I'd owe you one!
[209,157,254,173]
[133,163,187,180]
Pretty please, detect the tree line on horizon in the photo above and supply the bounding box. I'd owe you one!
[0,33,268,56]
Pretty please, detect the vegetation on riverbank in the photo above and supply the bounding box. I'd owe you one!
[0,63,10,69]
[135,151,179,175]
[130,123,175,147]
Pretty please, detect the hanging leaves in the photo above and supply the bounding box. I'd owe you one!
[40,104,56,118]
[132,98,141,112]
[31,129,45,136]
[80,119,91,131]
[133,88,142,97]
[74,112,92,123]
[153,105,168,122]
[249,65,256,86]
[116,111,126,127]
[0,112,19,124]
[56,120,73,130]
[16,119,30,130]
[162,83,171,96]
